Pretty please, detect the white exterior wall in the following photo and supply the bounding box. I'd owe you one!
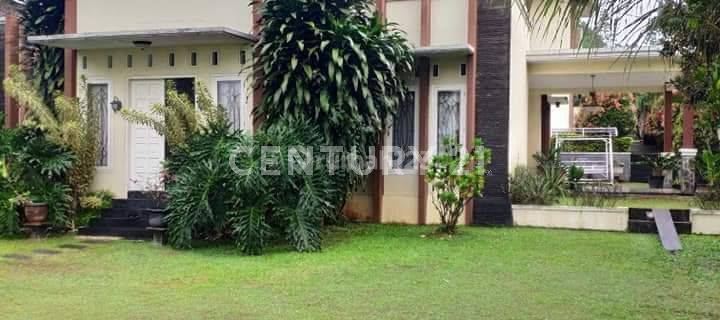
[79,44,253,197]
[425,56,468,225]
[430,0,468,47]
[509,5,530,172]
[387,0,422,47]
[77,0,253,33]
[528,1,574,50]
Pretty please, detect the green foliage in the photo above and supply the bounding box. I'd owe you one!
[565,184,623,208]
[693,191,720,210]
[640,153,680,177]
[121,81,225,151]
[0,157,20,235]
[698,150,720,190]
[510,148,573,205]
[568,165,584,189]
[425,137,492,234]
[696,149,720,210]
[509,167,560,205]
[8,126,74,229]
[560,136,633,153]
[577,95,636,137]
[164,113,339,255]
[77,190,114,227]
[4,65,100,228]
[253,0,414,213]
[533,148,568,197]
[20,0,65,107]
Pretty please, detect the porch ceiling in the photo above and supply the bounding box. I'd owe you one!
[527,48,680,91]
[27,27,257,50]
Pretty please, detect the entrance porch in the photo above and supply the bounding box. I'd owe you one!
[525,48,698,194]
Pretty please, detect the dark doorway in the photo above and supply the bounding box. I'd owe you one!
[164,78,195,158]
[167,78,195,103]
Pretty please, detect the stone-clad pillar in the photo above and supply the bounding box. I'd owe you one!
[679,148,697,195]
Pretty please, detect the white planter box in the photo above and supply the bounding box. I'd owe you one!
[513,205,629,232]
[690,209,720,235]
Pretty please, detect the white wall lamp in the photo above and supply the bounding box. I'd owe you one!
[111,97,123,112]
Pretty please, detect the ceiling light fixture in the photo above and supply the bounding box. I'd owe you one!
[133,40,152,50]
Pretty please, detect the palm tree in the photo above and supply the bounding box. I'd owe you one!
[525,0,667,49]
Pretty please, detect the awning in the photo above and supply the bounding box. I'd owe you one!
[413,44,474,57]
[527,47,680,91]
[27,27,257,50]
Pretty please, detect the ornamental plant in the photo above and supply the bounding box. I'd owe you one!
[425,137,492,234]
[4,66,99,229]
[20,0,65,107]
[253,0,414,217]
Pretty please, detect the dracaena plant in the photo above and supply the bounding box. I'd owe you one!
[20,0,65,108]
[252,0,414,215]
[425,137,492,234]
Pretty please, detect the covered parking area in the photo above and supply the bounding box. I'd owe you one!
[525,48,698,193]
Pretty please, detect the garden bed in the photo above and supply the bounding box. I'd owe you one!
[690,209,720,235]
[513,205,629,232]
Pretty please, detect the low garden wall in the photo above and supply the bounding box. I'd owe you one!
[690,209,720,235]
[513,205,629,232]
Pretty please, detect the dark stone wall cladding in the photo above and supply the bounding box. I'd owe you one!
[473,1,513,225]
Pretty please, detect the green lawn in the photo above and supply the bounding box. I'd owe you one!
[1,224,719,319]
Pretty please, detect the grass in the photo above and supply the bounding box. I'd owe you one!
[1,224,719,319]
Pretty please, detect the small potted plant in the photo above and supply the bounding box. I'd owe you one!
[641,153,680,189]
[144,177,168,228]
[16,193,48,224]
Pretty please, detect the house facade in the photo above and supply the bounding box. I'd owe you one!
[8,0,678,226]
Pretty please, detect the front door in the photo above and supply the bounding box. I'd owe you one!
[129,80,165,191]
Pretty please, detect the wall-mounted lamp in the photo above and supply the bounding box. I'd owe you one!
[555,101,561,109]
[111,97,123,112]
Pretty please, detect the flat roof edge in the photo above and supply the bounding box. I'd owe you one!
[28,27,258,47]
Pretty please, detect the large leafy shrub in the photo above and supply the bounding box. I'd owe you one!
[124,85,338,255]
[8,126,74,228]
[164,114,338,255]
[4,66,99,228]
[695,150,720,209]
[577,94,636,137]
[425,137,492,234]
[0,115,75,234]
[509,167,560,205]
[253,0,413,214]
[510,148,569,205]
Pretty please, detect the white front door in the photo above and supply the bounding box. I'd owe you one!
[129,80,165,191]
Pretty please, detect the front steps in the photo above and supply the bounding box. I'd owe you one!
[628,208,692,234]
[78,193,166,240]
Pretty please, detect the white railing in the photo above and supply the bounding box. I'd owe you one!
[553,127,617,184]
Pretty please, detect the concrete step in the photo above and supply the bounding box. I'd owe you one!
[87,217,148,229]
